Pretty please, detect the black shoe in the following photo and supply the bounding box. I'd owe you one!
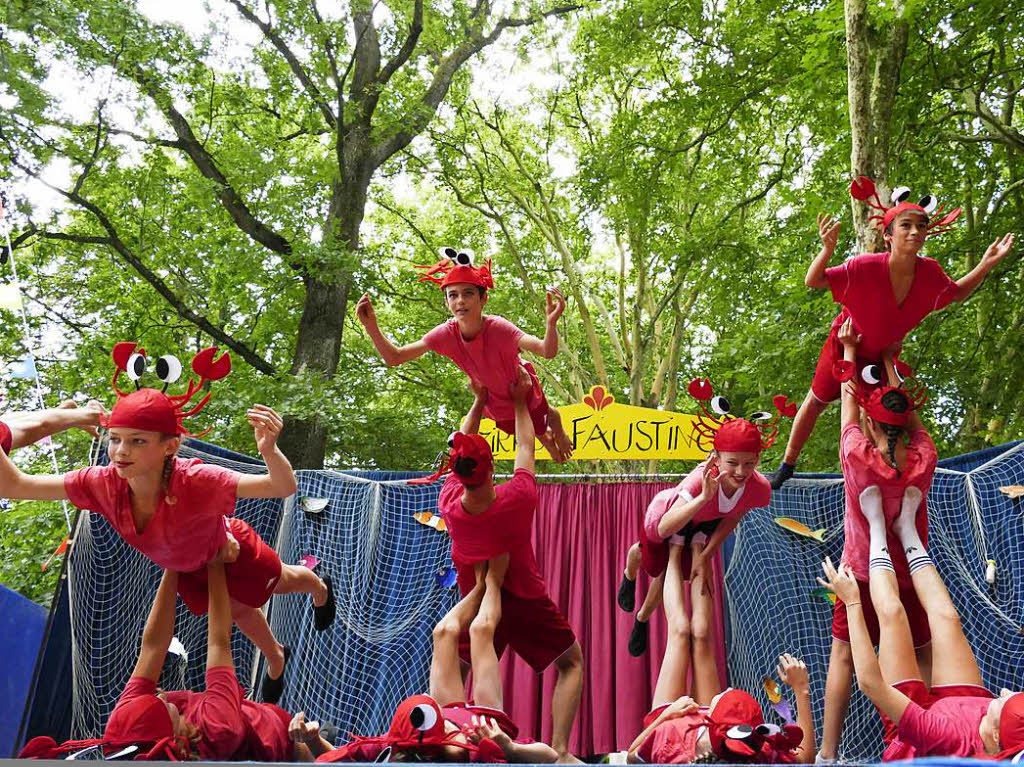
[770,461,795,490]
[628,618,649,657]
[314,575,336,631]
[261,645,290,704]
[617,572,636,612]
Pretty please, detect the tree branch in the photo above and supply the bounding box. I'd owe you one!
[376,0,423,88]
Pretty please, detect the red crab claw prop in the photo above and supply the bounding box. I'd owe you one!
[688,377,714,401]
[191,347,231,381]
[773,395,797,418]
[832,360,855,382]
[849,176,876,201]
[111,342,142,371]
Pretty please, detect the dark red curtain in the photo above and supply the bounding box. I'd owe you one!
[497,481,728,756]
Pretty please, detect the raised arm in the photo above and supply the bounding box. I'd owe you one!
[461,380,488,436]
[510,369,536,474]
[656,460,717,539]
[518,289,566,360]
[882,351,924,433]
[5,400,107,447]
[205,560,234,671]
[804,214,841,290]
[130,569,179,683]
[838,318,861,429]
[953,233,1016,301]
[819,559,911,724]
[355,293,429,366]
[236,405,298,498]
[626,696,698,762]
[0,447,68,501]
[777,654,817,764]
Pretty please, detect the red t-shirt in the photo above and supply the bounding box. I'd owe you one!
[438,469,547,599]
[636,708,707,763]
[825,253,958,359]
[0,420,12,454]
[64,457,240,573]
[422,316,527,423]
[643,462,771,542]
[892,695,990,758]
[839,424,935,587]
[165,667,291,761]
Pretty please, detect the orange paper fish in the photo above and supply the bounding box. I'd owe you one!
[1000,485,1024,499]
[762,676,782,704]
[775,517,826,542]
[413,512,447,533]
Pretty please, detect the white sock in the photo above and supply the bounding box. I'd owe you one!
[893,486,932,574]
[860,486,894,572]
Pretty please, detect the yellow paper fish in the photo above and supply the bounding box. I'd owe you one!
[775,517,826,542]
[1000,485,1024,499]
[413,512,447,534]
[762,676,782,704]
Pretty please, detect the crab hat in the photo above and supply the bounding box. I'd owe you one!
[688,378,797,454]
[850,176,962,235]
[102,342,232,437]
[408,431,494,487]
[996,692,1024,760]
[707,690,803,763]
[415,246,494,290]
[832,360,927,427]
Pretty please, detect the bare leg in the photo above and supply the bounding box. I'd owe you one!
[274,564,328,606]
[537,429,566,463]
[636,573,664,622]
[431,576,486,705]
[470,555,509,710]
[915,643,932,687]
[624,543,642,581]
[550,641,584,763]
[233,602,286,678]
[688,552,722,705]
[546,408,574,461]
[818,639,854,760]
[782,390,829,465]
[653,545,691,706]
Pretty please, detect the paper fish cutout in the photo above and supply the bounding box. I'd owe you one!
[414,511,447,533]
[436,566,458,588]
[772,699,794,724]
[301,497,329,513]
[1000,485,1024,499]
[812,587,838,605]
[762,676,782,704]
[41,534,70,572]
[9,354,37,380]
[775,517,825,542]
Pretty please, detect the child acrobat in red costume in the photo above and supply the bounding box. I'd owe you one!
[356,245,575,461]
[0,343,335,706]
[771,178,1016,489]
[616,380,795,660]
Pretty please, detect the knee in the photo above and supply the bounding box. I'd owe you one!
[554,641,583,673]
[469,613,497,643]
[690,612,711,643]
[433,618,461,645]
[666,613,691,642]
[873,595,906,626]
[928,599,962,630]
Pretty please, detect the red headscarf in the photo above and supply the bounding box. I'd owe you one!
[408,432,494,486]
[996,693,1024,761]
[832,359,927,427]
[416,247,494,290]
[713,419,764,454]
[706,690,803,763]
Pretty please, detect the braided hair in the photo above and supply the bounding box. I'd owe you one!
[452,455,479,480]
[875,389,910,476]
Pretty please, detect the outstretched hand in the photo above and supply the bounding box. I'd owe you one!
[355,293,377,329]
[777,653,809,695]
[837,317,861,350]
[818,556,860,606]
[465,715,511,748]
[700,457,720,500]
[981,233,1016,268]
[817,213,841,254]
[545,288,566,325]
[247,405,284,455]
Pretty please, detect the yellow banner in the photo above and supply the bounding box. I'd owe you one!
[479,386,707,461]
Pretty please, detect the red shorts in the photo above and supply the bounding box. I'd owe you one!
[881,680,994,757]
[832,578,931,648]
[442,702,520,741]
[177,518,282,615]
[643,704,669,729]
[0,420,11,454]
[459,590,576,673]
[639,539,668,578]
[493,363,550,437]
[810,332,910,403]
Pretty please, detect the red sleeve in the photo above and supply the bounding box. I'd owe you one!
[926,260,959,312]
[680,464,703,502]
[0,420,11,455]
[115,676,158,709]
[422,321,453,355]
[438,473,463,518]
[897,701,968,754]
[825,259,854,304]
[505,468,538,509]
[183,462,241,518]
[64,465,116,520]
[194,667,244,759]
[908,429,938,488]
[840,423,870,463]
[745,473,772,510]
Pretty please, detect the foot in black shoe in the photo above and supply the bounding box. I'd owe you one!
[617,572,636,613]
[261,645,290,704]
[628,618,649,657]
[314,575,336,631]
[770,461,795,490]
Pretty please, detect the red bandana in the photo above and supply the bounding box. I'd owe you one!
[997,693,1024,760]
[103,696,174,744]
[713,419,763,454]
[415,247,494,290]
[832,360,927,426]
[407,432,494,486]
[850,176,961,235]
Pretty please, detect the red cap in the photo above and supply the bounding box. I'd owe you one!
[450,433,494,486]
[415,248,494,290]
[708,690,764,757]
[997,693,1024,760]
[882,202,927,230]
[103,695,174,744]
[104,389,182,435]
[713,419,764,454]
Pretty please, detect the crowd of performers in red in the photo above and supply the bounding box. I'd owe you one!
[5,178,1024,762]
